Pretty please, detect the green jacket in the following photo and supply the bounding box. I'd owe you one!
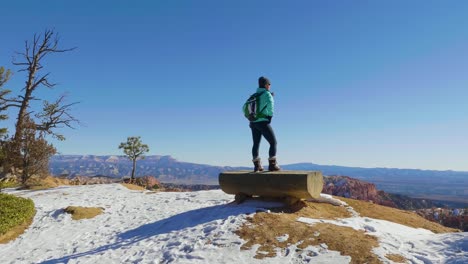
[252,88,274,123]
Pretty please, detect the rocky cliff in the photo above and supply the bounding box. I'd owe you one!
[322,176,438,209]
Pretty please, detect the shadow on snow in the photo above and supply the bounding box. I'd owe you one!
[40,201,269,264]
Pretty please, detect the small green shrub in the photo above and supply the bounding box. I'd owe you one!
[0,193,35,235]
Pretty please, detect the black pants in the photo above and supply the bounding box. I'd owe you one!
[250,121,277,159]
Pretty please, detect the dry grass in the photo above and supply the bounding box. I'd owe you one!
[386,254,408,263]
[64,206,103,220]
[237,210,380,263]
[236,196,458,262]
[121,183,147,191]
[237,199,380,263]
[279,199,352,219]
[339,197,458,233]
[23,175,70,190]
[0,215,35,244]
[0,179,19,189]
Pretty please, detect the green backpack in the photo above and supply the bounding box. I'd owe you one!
[243,91,267,121]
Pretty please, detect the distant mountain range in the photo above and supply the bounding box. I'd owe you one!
[49,155,468,206]
[49,155,244,185]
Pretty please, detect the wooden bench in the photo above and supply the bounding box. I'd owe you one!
[219,171,323,204]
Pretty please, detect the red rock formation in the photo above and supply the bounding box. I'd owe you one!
[322,175,397,207]
[134,176,161,190]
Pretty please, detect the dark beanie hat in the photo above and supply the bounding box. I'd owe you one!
[258,76,271,88]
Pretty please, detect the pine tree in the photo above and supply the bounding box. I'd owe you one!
[6,115,56,183]
[119,137,150,182]
[0,66,12,138]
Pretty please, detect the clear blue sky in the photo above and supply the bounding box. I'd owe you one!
[1,1,468,171]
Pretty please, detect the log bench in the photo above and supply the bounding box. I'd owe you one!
[219,171,323,204]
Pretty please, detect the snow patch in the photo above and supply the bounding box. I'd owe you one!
[276,234,289,243]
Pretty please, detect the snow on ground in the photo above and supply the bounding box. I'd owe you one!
[298,213,467,263]
[0,184,467,264]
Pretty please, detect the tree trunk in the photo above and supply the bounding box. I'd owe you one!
[131,159,136,182]
[22,154,29,185]
[14,91,32,141]
[14,62,37,141]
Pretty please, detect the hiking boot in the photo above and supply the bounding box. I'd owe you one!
[252,158,264,172]
[268,157,281,171]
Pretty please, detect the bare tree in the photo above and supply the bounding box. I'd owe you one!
[11,29,77,141]
[35,94,80,140]
[0,29,79,183]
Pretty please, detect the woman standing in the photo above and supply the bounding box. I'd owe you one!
[249,76,281,172]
